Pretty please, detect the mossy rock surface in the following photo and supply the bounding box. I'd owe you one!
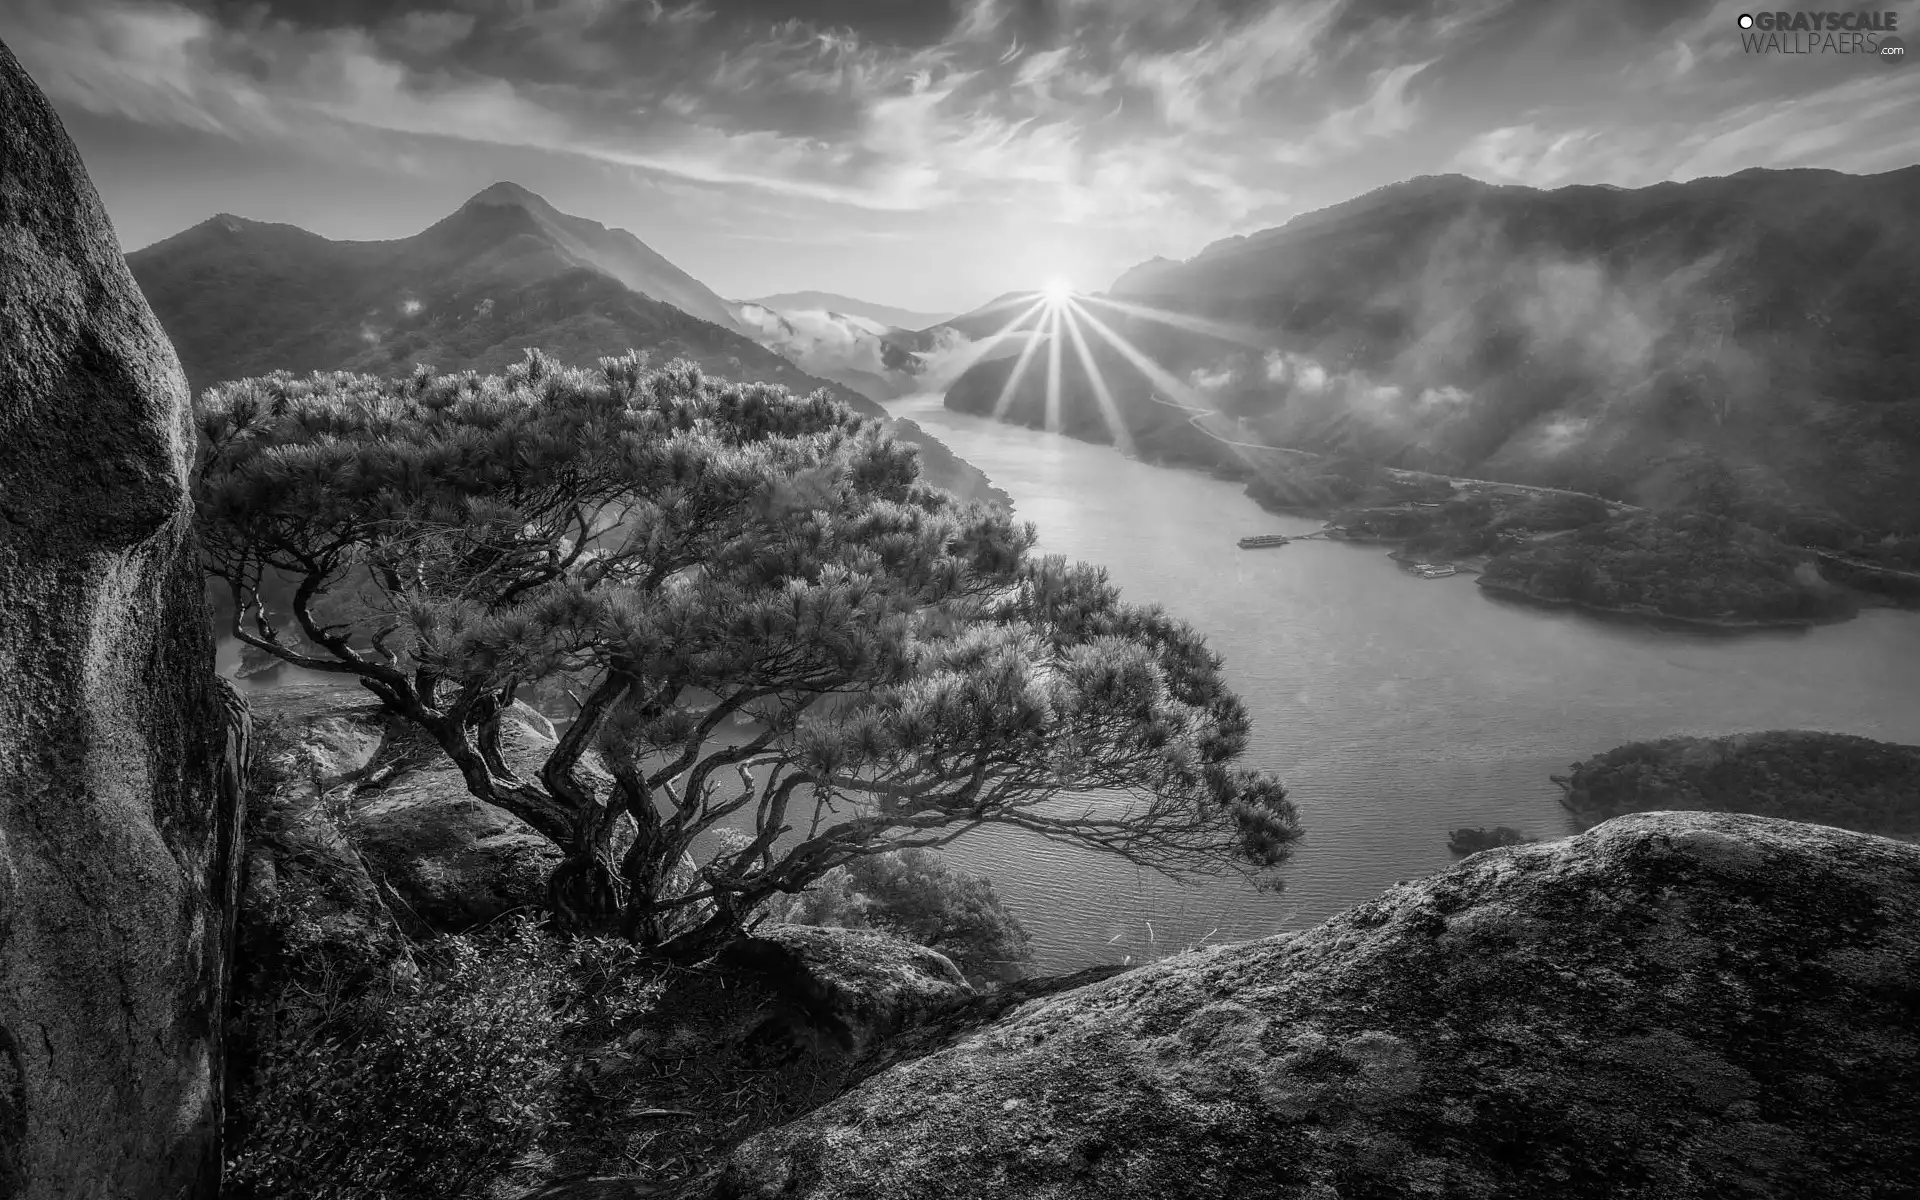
[712,811,1920,1200]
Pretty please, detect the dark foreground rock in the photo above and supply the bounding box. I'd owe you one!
[712,811,1920,1200]
[713,927,973,1061]
[0,38,245,1199]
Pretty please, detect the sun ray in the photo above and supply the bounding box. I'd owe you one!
[1071,303,1279,473]
[990,305,1051,420]
[928,297,1047,383]
[1043,303,1065,434]
[956,291,1055,324]
[1077,294,1274,351]
[1069,302,1214,410]
[1057,301,1136,457]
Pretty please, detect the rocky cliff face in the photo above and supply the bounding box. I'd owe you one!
[714,811,1920,1199]
[0,38,245,1198]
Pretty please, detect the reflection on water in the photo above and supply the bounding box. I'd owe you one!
[217,395,1920,973]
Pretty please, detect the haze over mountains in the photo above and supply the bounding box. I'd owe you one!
[127,183,1005,508]
[731,301,924,401]
[951,167,1920,550]
[731,294,1039,403]
[744,292,956,331]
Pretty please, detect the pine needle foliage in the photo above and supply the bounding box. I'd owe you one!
[196,350,1299,960]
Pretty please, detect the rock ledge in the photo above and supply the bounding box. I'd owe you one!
[715,811,1920,1200]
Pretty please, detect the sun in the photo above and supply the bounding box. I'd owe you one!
[1043,278,1074,302]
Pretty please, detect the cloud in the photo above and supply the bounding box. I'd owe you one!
[1288,57,1436,160]
[1,2,265,136]
[1453,70,1920,189]
[1,0,1460,235]
[1118,0,1343,134]
[3,0,1913,300]
[382,10,476,57]
[1453,124,1605,185]
[1418,385,1472,407]
[1190,364,1237,391]
[737,302,897,378]
[1264,349,1328,392]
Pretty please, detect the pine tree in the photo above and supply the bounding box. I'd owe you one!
[196,349,1299,960]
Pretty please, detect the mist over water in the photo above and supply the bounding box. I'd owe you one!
[890,393,1920,972]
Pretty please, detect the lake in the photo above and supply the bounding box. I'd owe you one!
[882,393,1920,972]
[216,396,1920,974]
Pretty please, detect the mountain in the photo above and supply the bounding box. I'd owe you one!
[456,181,741,330]
[1107,257,1184,295]
[912,291,1055,341]
[127,187,1005,509]
[744,291,956,330]
[949,167,1920,548]
[847,291,1055,387]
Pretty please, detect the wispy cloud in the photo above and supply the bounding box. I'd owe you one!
[1455,70,1920,187]
[2,0,1912,302]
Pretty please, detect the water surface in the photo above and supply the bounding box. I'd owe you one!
[888,393,1920,971]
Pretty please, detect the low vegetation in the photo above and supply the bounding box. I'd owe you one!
[760,846,1033,984]
[1555,731,1920,839]
[1243,457,1399,511]
[226,919,569,1200]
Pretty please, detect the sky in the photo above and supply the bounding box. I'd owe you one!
[4,0,1917,311]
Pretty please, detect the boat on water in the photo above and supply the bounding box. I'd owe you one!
[1410,562,1459,578]
[1237,534,1292,549]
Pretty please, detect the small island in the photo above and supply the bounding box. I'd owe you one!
[1477,510,1858,629]
[1304,485,1858,629]
[1554,731,1920,841]
[1225,436,1909,628]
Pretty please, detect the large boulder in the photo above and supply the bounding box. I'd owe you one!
[711,926,974,1061]
[239,682,560,949]
[352,700,566,929]
[0,38,246,1200]
[714,812,1920,1199]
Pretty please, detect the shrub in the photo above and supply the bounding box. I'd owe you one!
[762,848,1034,984]
[226,918,569,1200]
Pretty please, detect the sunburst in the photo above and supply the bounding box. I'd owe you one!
[974,283,1288,463]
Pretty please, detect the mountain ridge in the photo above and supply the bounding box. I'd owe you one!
[128,186,1007,509]
[957,166,1920,550]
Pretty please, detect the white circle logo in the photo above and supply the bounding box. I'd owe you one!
[1738,13,1755,29]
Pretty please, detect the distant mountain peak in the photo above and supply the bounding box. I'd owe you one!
[465,181,552,211]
